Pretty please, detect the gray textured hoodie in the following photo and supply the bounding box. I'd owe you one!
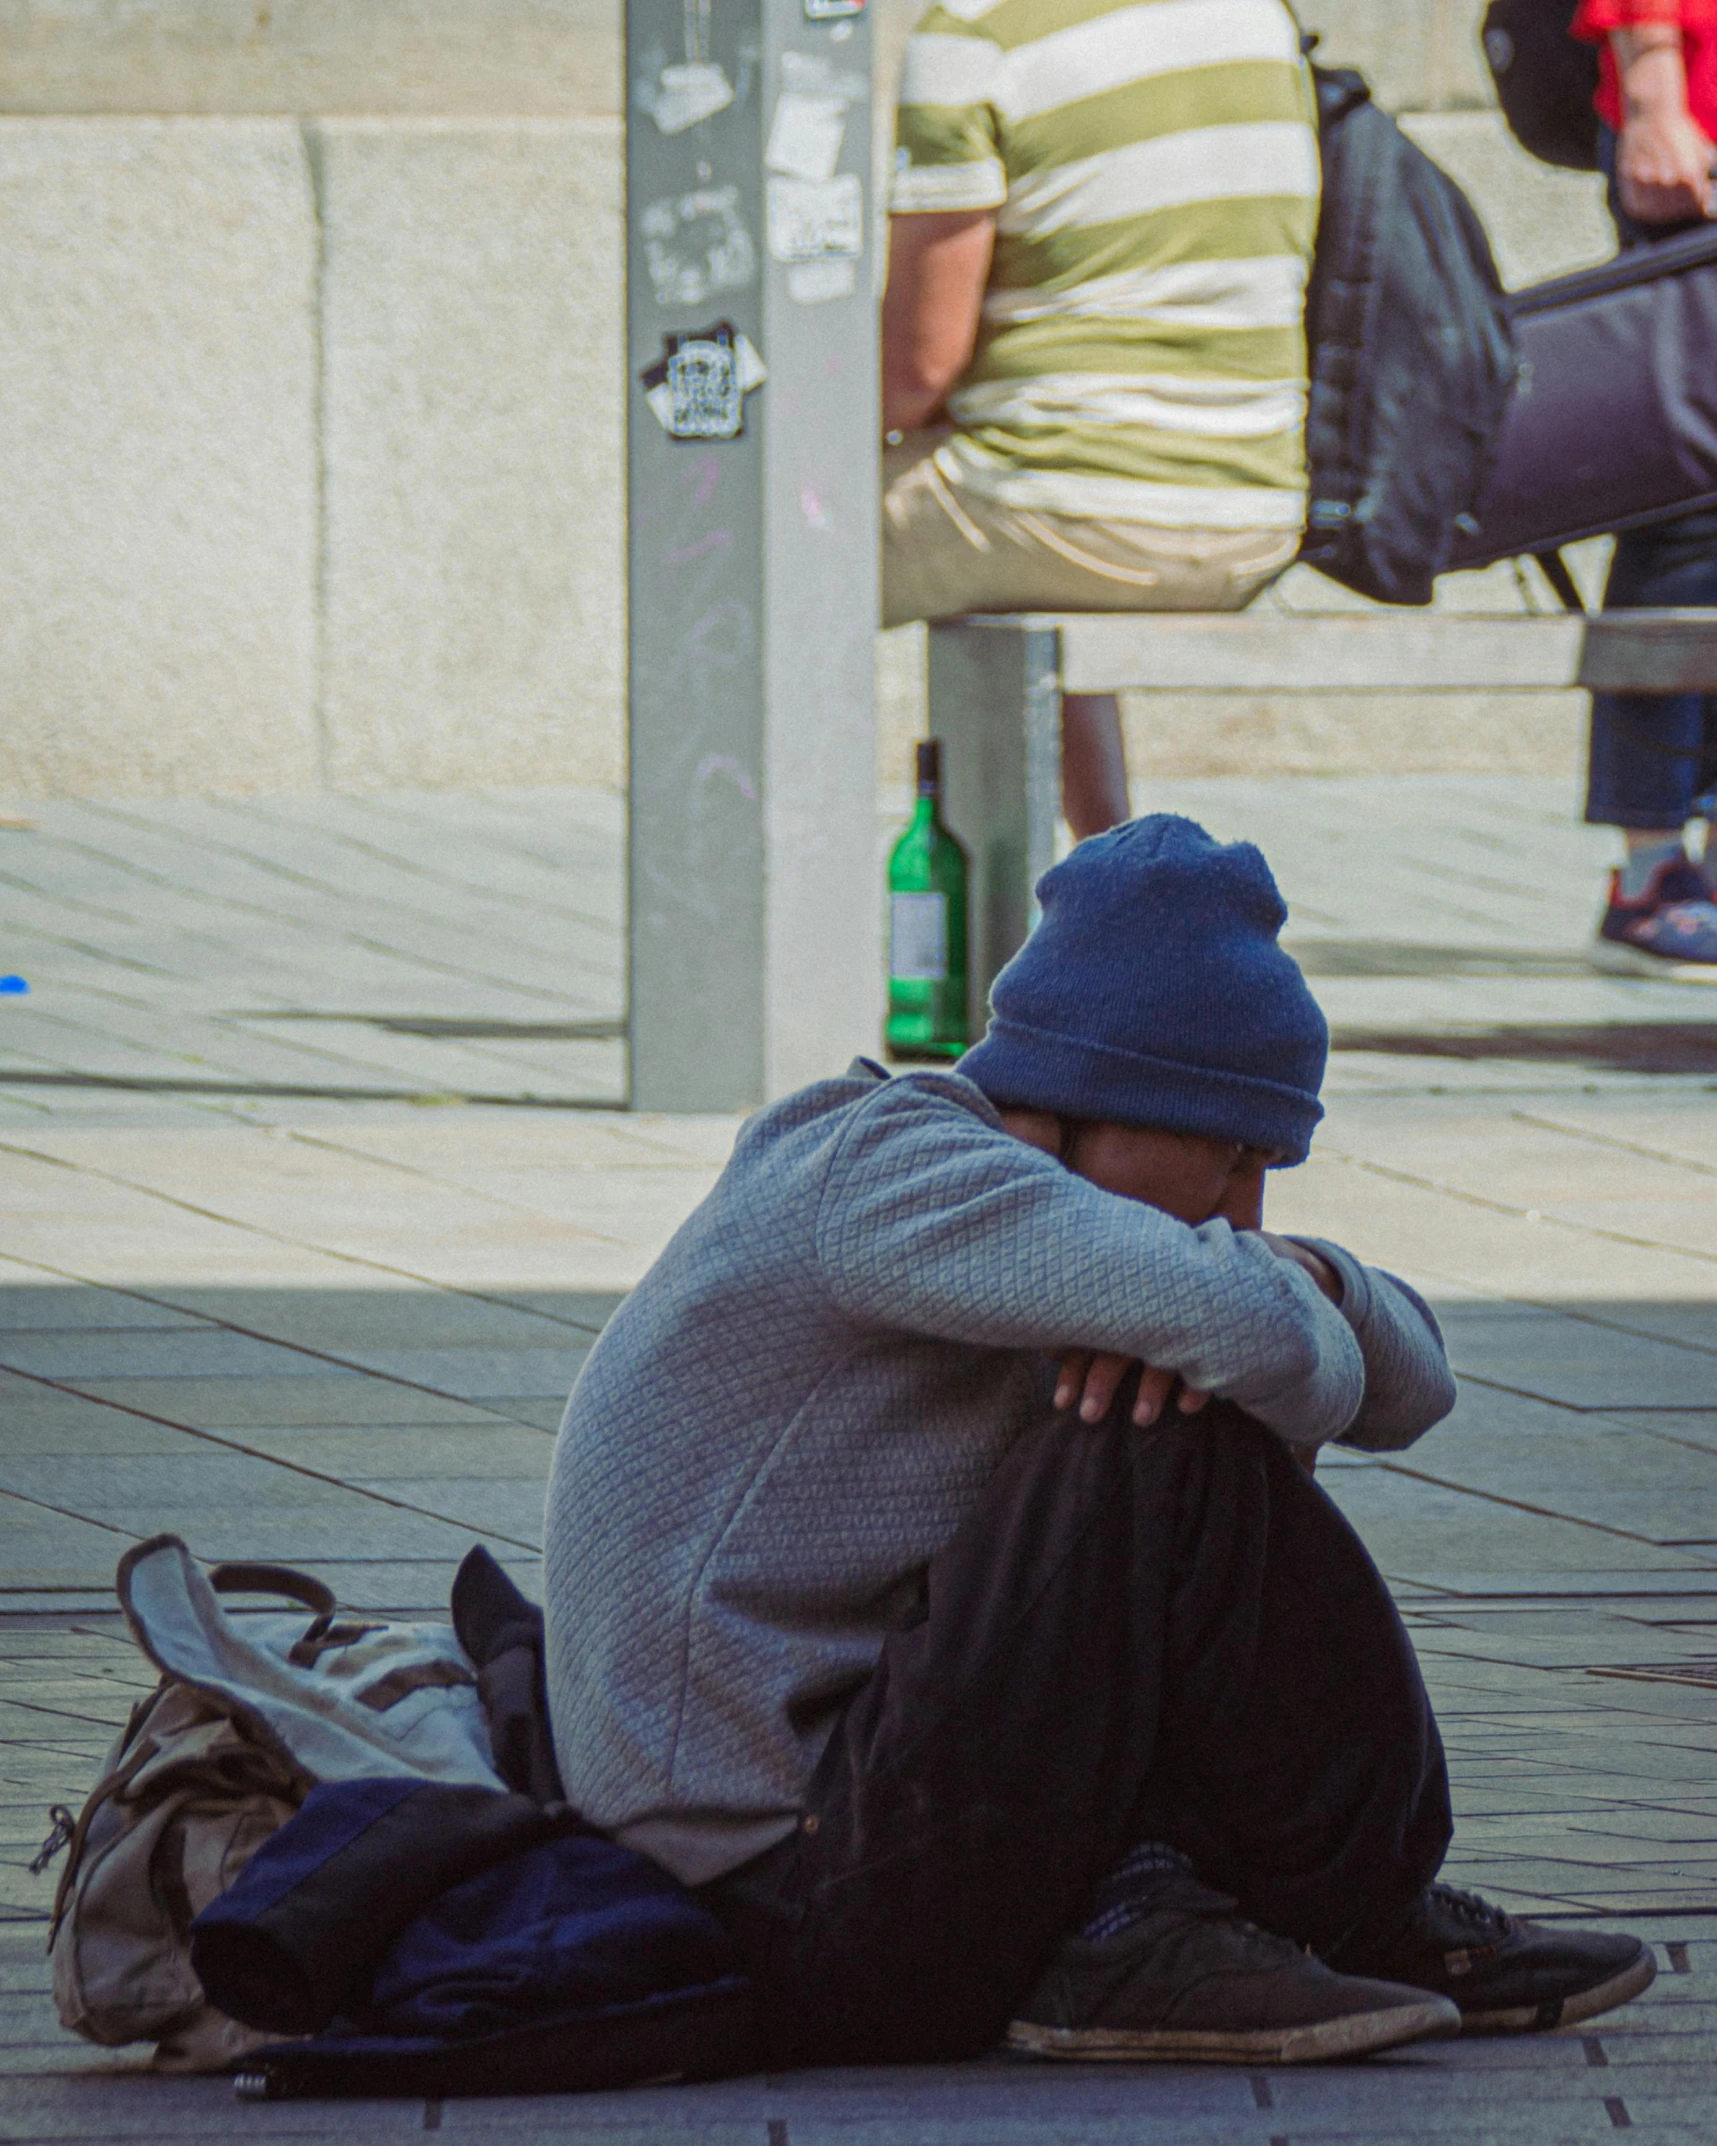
[543,1062,1455,1885]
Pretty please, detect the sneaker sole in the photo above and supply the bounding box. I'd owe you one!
[1456,1945,1657,2036]
[1006,1995,1461,2066]
[1589,937,1717,982]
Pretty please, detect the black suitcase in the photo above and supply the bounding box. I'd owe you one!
[1450,223,1717,573]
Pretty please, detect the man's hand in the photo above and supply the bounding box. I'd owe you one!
[1619,103,1715,221]
[1050,1235,1336,1430]
[1614,26,1715,224]
[1054,1350,1210,1428]
[1256,1232,1342,1303]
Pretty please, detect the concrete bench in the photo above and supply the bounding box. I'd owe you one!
[929,607,1717,1006]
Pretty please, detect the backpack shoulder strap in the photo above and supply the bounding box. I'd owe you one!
[209,1564,337,1620]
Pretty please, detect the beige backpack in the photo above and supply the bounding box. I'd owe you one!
[42,1537,505,2072]
[44,1676,306,2071]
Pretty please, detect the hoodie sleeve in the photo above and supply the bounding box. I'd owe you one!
[1285,1238,1459,1452]
[813,1076,1365,1448]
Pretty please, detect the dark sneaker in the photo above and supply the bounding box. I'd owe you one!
[1007,1876,1460,2065]
[1592,857,1717,980]
[1328,1884,1656,2034]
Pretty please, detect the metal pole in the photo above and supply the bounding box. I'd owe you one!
[625,0,879,1110]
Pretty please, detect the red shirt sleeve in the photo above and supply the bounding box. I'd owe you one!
[1574,0,1717,26]
[1571,0,1717,140]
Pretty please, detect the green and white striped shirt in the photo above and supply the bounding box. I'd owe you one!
[891,0,1319,528]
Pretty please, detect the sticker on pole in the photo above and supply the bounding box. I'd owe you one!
[637,0,735,133]
[766,173,863,262]
[643,60,735,134]
[766,92,848,183]
[787,259,856,304]
[641,186,757,308]
[642,322,767,441]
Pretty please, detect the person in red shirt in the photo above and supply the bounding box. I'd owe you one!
[1572,1,1717,974]
[1580,1,1717,218]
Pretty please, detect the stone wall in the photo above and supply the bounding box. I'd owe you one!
[0,4,623,796]
[0,0,1623,798]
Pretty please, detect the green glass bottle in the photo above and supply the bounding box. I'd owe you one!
[885,738,970,1062]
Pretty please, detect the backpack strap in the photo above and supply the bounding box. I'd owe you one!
[209,1564,337,1620]
[43,1698,172,1945]
[1531,547,1585,614]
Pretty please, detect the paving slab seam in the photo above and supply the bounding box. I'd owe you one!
[0,1163,624,1313]
[0,1366,540,1555]
[1313,1146,1717,1269]
[45,800,621,943]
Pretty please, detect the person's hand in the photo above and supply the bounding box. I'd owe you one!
[1257,1231,1342,1303]
[1054,1350,1210,1428]
[1618,106,1715,224]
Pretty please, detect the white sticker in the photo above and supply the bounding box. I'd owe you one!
[767,173,864,262]
[642,325,768,439]
[766,92,848,183]
[641,186,757,309]
[891,892,948,982]
[787,258,856,304]
[646,60,735,136]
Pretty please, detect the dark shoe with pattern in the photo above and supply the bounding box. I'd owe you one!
[1328,1883,1656,2034]
[1007,1875,1460,2065]
[1591,857,1717,979]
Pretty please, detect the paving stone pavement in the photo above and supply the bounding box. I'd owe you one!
[0,775,1714,2140]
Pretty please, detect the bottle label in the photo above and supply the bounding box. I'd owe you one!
[890,892,948,982]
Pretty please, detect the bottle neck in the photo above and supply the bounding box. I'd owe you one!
[912,785,941,826]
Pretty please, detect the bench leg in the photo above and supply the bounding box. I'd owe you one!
[927,620,1062,1032]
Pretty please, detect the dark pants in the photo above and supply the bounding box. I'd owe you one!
[1587,130,1717,831]
[703,1402,1452,2067]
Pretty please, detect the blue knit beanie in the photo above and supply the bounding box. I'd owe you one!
[957,815,1327,1164]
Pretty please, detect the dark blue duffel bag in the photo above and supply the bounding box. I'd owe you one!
[189,1777,755,2100]
[1450,223,1717,572]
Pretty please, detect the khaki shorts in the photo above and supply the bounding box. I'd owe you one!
[882,429,1300,629]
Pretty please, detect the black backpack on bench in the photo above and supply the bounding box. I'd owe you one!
[1299,65,1520,607]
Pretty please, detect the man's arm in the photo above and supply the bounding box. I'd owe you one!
[813,1078,1365,1447]
[1285,1239,1458,1452]
[1613,20,1714,224]
[881,210,996,435]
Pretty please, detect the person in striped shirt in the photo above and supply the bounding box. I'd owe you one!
[883,0,1319,834]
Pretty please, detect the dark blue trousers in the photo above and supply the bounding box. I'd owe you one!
[704,1402,1452,2066]
[1588,134,1717,830]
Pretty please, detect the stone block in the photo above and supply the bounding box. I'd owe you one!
[1121,685,1586,782]
[1404,111,1614,288]
[0,119,318,797]
[0,1,619,121]
[1299,0,1496,113]
[317,120,625,791]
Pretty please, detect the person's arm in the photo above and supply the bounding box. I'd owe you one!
[885,12,1008,431]
[882,210,996,435]
[1281,1238,1459,1452]
[1612,19,1715,223]
[813,1078,1366,1447]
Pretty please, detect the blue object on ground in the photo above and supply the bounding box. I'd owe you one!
[0,976,27,994]
[368,1830,735,2038]
[194,1777,754,2101]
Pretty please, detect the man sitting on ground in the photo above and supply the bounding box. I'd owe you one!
[543,818,1654,2067]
